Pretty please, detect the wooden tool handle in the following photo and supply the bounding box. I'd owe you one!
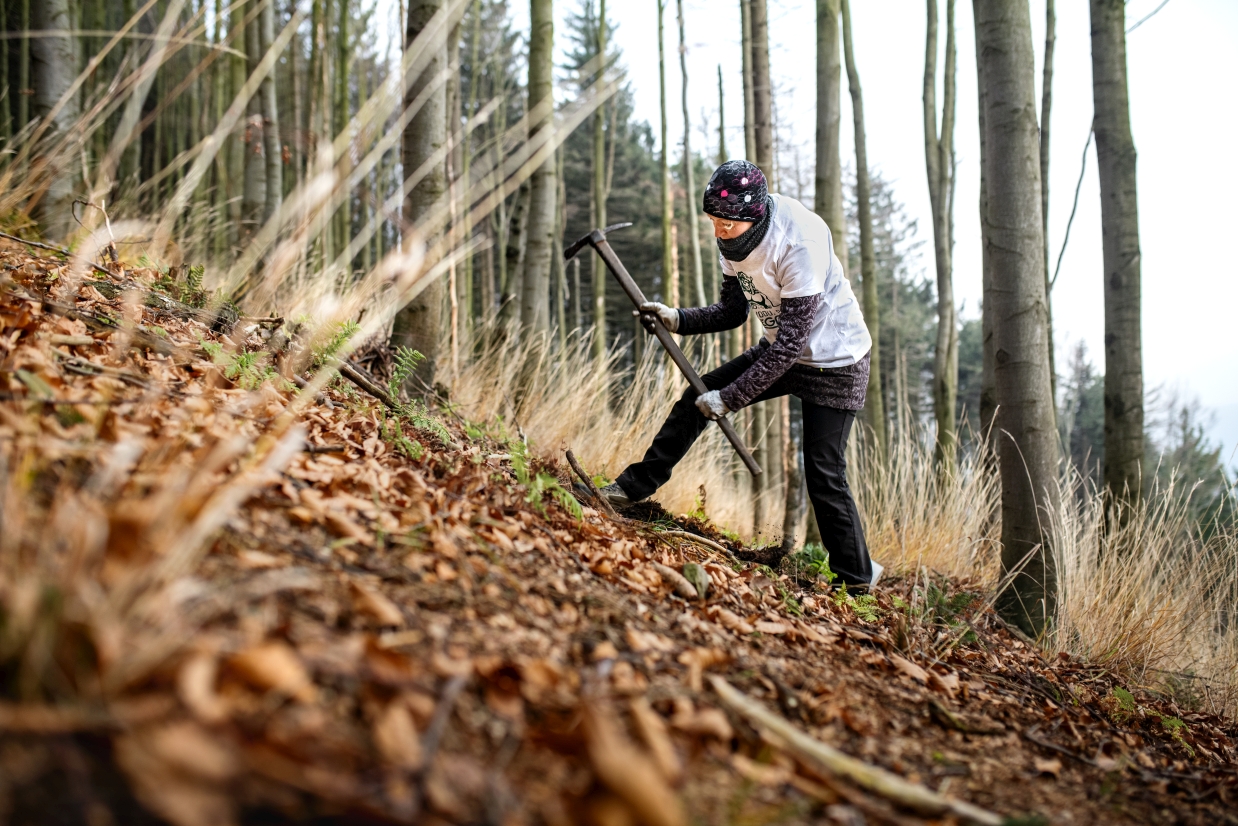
[592,235,762,478]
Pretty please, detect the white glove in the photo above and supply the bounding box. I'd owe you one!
[634,301,679,333]
[695,390,730,420]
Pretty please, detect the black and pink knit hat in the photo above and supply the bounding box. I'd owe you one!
[702,160,769,221]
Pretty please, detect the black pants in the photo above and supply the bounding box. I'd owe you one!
[616,354,873,587]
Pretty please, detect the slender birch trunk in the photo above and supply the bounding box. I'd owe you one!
[676,0,705,307]
[592,0,608,365]
[974,0,1059,637]
[658,1,674,309]
[750,0,782,531]
[260,0,283,223]
[814,0,845,278]
[750,0,772,172]
[392,0,448,387]
[336,0,351,259]
[925,0,959,473]
[522,0,556,333]
[1090,0,1144,506]
[1041,0,1057,411]
[841,0,886,463]
[29,0,79,240]
[242,11,267,242]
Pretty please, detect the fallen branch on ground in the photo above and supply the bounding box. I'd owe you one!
[659,529,737,559]
[566,449,617,517]
[709,675,1004,826]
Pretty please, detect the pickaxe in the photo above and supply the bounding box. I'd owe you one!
[565,223,762,478]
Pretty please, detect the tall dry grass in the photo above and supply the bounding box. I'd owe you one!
[455,341,1237,715]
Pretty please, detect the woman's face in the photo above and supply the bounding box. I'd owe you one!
[707,214,753,240]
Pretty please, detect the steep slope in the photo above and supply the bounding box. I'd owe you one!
[0,237,1234,825]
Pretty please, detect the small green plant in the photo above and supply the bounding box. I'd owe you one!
[380,418,424,461]
[200,338,276,389]
[833,587,880,622]
[904,578,979,644]
[311,320,361,367]
[1109,686,1195,756]
[510,440,582,521]
[388,346,425,399]
[785,543,837,584]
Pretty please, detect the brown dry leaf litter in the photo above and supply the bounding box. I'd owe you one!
[0,237,1235,825]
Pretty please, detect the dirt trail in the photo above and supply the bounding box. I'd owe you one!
[0,238,1234,825]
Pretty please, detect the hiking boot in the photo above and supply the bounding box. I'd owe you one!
[597,482,635,509]
[870,560,885,589]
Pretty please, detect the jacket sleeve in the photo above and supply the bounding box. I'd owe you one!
[676,275,750,335]
[718,293,823,411]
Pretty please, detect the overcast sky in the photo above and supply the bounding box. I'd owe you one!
[461,0,1238,468]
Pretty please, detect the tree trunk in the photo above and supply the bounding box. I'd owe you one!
[677,0,706,307]
[1041,0,1057,411]
[717,65,728,164]
[658,0,673,308]
[592,0,608,365]
[260,0,283,224]
[740,0,755,161]
[28,0,78,240]
[522,0,556,334]
[336,0,351,259]
[925,0,958,473]
[814,0,845,277]
[974,0,1060,638]
[1090,0,1144,505]
[749,0,782,532]
[242,12,267,242]
[972,8,996,435]
[392,0,448,388]
[749,0,772,172]
[841,0,886,463]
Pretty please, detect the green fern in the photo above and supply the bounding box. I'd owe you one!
[388,346,425,398]
[510,441,582,520]
[312,320,361,367]
[380,418,424,461]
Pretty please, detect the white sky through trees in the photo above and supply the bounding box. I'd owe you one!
[387,0,1238,466]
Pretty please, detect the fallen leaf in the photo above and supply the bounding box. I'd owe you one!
[350,581,405,627]
[889,653,928,684]
[629,696,683,784]
[583,702,686,826]
[754,620,792,635]
[708,607,755,635]
[373,701,424,771]
[1034,757,1062,778]
[229,641,317,703]
[927,669,960,700]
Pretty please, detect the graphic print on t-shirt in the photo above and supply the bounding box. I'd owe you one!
[736,271,778,328]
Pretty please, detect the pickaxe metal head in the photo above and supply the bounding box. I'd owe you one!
[563,222,633,262]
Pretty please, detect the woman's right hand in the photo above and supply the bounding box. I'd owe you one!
[634,301,679,333]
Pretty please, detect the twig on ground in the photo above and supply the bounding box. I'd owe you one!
[709,675,1004,826]
[411,674,469,820]
[658,529,737,559]
[565,449,617,518]
[0,230,113,278]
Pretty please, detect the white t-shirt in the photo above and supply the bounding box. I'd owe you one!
[719,194,872,369]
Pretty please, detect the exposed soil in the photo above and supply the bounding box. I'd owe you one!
[1,238,1235,825]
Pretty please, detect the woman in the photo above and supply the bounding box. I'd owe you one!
[598,160,880,589]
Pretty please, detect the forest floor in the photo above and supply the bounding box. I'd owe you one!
[0,236,1235,826]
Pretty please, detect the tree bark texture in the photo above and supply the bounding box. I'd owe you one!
[841,0,886,463]
[717,65,728,165]
[973,11,996,435]
[677,0,706,307]
[592,0,609,366]
[393,0,449,387]
[924,0,958,472]
[659,0,674,311]
[748,0,782,532]
[1090,0,1144,504]
[522,0,556,334]
[260,0,283,223]
[336,0,352,256]
[242,12,267,241]
[750,0,773,172]
[1040,0,1057,409]
[29,0,79,240]
[973,0,1060,637]
[740,0,755,162]
[814,0,845,278]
